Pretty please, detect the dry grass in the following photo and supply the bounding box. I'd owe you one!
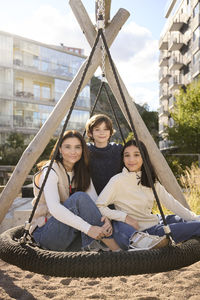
[180,164,200,214]
[153,164,200,215]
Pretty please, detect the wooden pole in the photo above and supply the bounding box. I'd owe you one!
[72,2,189,208]
[0,4,130,224]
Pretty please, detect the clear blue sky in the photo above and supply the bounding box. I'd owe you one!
[0,0,169,110]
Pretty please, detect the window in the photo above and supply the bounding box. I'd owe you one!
[193,26,200,42]
[33,82,51,100]
[193,3,200,18]
[33,84,40,99]
[15,78,24,96]
[193,50,200,64]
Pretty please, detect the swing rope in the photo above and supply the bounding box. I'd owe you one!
[82,80,126,143]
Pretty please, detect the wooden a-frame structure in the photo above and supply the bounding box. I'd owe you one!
[0,0,189,224]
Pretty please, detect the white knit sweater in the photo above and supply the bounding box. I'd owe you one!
[96,167,199,231]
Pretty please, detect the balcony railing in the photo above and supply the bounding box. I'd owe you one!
[159,105,169,116]
[159,37,168,50]
[159,68,171,83]
[168,35,185,51]
[159,51,170,67]
[169,75,183,89]
[168,14,188,32]
[159,88,170,100]
[13,58,78,79]
[169,55,184,70]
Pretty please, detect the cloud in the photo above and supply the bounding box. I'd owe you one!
[111,21,153,61]
[1,4,160,110]
[109,21,160,110]
[2,5,90,53]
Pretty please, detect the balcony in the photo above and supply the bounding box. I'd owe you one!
[15,90,34,99]
[13,58,78,80]
[159,88,170,100]
[168,14,187,32]
[159,105,169,117]
[159,37,168,50]
[169,56,185,70]
[169,75,183,90]
[169,35,185,51]
[159,51,170,67]
[159,68,171,83]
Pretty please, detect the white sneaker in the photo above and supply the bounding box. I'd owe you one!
[128,232,169,251]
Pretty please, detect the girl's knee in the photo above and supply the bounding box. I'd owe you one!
[71,191,94,207]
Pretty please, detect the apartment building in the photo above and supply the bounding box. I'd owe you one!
[0,31,90,144]
[159,0,200,150]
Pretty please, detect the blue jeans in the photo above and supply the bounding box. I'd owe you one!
[33,192,104,251]
[113,221,136,250]
[146,214,200,243]
[112,214,200,249]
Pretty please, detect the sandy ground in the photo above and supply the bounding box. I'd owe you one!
[0,259,200,300]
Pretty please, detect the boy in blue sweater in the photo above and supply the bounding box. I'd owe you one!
[85,114,123,195]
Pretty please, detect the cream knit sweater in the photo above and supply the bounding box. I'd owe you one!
[96,167,199,231]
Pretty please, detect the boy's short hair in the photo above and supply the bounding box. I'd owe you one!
[85,114,114,140]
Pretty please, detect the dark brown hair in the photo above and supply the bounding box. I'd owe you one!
[49,130,90,192]
[121,139,157,187]
[85,114,114,141]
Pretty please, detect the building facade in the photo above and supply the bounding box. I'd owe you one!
[159,0,200,150]
[0,31,90,144]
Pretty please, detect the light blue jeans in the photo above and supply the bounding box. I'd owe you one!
[32,192,104,251]
[112,215,200,250]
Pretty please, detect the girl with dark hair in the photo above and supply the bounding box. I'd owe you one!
[30,130,119,252]
[96,139,200,250]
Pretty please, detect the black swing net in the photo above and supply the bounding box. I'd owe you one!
[0,6,200,278]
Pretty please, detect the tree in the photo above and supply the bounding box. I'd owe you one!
[164,79,200,176]
[0,133,27,166]
[165,79,200,153]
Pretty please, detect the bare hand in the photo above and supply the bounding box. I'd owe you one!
[101,216,113,237]
[125,215,139,230]
[87,225,105,240]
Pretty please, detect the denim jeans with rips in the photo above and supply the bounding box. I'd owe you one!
[32,191,104,251]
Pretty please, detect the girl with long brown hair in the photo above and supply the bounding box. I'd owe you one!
[30,130,119,252]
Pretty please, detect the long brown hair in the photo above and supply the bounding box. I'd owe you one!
[121,139,157,187]
[50,130,90,192]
